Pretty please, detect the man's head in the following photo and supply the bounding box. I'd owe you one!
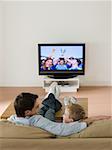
[14,93,39,117]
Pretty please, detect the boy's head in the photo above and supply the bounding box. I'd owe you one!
[69,104,86,121]
[14,93,39,117]
[63,104,86,123]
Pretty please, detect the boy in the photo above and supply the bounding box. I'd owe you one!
[8,82,89,136]
[63,97,86,123]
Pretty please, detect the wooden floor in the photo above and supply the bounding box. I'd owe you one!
[0,86,112,117]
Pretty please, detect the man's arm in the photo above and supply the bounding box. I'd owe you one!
[29,115,87,136]
[81,116,111,126]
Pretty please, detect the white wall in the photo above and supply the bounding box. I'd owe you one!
[0,1,111,86]
[0,2,4,85]
[111,1,112,86]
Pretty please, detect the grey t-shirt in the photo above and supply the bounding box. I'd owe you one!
[8,114,87,136]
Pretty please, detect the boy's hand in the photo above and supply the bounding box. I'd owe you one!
[63,114,73,123]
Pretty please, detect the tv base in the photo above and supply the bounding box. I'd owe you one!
[43,77,79,92]
[47,75,78,79]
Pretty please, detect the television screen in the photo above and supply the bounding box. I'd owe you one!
[38,44,85,78]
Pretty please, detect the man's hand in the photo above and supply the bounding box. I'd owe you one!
[82,116,111,126]
[82,118,93,126]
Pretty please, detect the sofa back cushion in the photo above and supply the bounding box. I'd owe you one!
[0,119,112,139]
[65,119,112,138]
[0,119,55,139]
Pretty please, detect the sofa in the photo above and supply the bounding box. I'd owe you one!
[0,118,112,150]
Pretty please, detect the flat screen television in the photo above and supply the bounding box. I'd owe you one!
[38,43,85,79]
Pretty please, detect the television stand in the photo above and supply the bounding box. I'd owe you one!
[42,77,79,92]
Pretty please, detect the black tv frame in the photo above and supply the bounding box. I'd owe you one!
[38,43,85,79]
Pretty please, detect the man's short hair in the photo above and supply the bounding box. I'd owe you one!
[14,93,38,117]
[69,104,86,121]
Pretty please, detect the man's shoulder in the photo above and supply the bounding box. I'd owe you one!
[7,114,30,125]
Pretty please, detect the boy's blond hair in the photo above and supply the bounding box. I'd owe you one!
[68,104,86,121]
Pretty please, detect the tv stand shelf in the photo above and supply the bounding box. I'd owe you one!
[43,77,79,92]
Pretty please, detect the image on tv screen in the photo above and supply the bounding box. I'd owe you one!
[40,46,84,71]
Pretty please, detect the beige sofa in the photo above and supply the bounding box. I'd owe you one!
[0,119,112,150]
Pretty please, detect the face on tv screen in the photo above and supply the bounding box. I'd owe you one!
[39,45,85,73]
